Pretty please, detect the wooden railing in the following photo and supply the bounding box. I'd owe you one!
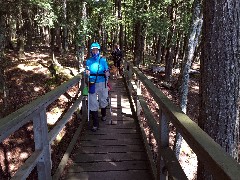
[123,60,240,180]
[0,75,87,180]
[2,62,240,180]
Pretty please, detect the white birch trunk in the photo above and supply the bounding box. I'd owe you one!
[174,0,203,159]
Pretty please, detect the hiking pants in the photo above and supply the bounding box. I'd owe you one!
[89,82,108,111]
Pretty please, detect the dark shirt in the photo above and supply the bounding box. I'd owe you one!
[111,48,122,62]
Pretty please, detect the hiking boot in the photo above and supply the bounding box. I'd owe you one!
[91,111,99,128]
[101,116,107,121]
[91,126,98,132]
[101,108,106,119]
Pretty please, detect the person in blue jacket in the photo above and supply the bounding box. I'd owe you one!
[85,42,110,132]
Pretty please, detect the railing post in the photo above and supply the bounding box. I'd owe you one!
[135,80,142,116]
[80,72,84,93]
[78,76,86,120]
[123,60,130,79]
[128,66,133,86]
[33,109,52,180]
[127,67,133,99]
[82,96,87,121]
[157,109,169,180]
[123,60,127,77]
[136,80,141,95]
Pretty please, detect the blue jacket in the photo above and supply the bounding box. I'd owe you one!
[86,56,109,83]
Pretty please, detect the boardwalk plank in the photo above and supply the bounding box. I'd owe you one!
[62,77,153,180]
[65,170,152,180]
[81,133,141,140]
[72,152,148,162]
[68,161,150,172]
[79,139,143,146]
[87,127,138,134]
[73,144,145,154]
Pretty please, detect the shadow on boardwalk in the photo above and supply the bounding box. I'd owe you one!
[61,77,153,180]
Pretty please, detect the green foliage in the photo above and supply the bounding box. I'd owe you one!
[1,0,194,62]
[46,78,58,86]
[83,1,116,40]
[29,0,57,27]
[29,0,52,9]
[34,11,56,27]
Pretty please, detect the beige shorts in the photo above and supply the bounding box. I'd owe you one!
[89,82,109,111]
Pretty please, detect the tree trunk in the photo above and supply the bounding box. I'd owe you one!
[164,3,176,82]
[44,26,50,46]
[0,8,7,116]
[124,22,127,51]
[117,0,123,50]
[173,32,181,68]
[25,9,33,49]
[198,0,240,179]
[180,0,202,114]
[134,20,142,66]
[50,27,56,50]
[166,50,174,80]
[174,0,203,159]
[63,0,68,51]
[16,4,25,59]
[56,26,62,52]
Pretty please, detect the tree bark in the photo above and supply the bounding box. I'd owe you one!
[180,0,202,114]
[198,0,240,179]
[0,8,6,116]
[164,3,176,82]
[25,8,33,49]
[16,3,25,59]
[174,0,202,159]
[134,20,142,66]
[117,0,123,50]
[63,0,68,51]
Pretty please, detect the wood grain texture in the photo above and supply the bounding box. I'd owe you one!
[62,77,153,180]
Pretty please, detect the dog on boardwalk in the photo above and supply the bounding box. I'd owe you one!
[110,66,120,79]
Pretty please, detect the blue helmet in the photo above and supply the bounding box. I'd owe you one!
[90,42,101,60]
[90,42,101,50]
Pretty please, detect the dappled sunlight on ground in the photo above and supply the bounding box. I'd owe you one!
[47,108,63,125]
[140,68,200,179]
[0,123,35,177]
[17,63,43,71]
[179,140,198,179]
[0,46,201,179]
[0,47,81,179]
[25,52,49,59]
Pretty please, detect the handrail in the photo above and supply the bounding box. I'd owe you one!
[11,150,44,180]
[0,75,87,179]
[48,94,83,143]
[123,61,240,180]
[0,75,81,142]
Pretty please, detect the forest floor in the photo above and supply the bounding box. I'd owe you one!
[140,65,200,180]
[0,46,199,179]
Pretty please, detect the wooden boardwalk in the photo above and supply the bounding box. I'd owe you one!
[62,77,153,180]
